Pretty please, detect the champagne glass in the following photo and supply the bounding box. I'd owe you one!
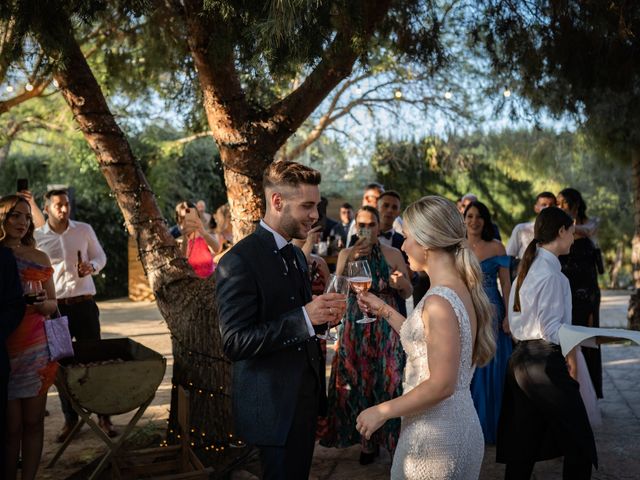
[317,274,349,342]
[347,260,376,324]
[22,280,43,305]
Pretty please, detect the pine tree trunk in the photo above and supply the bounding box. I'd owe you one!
[609,242,623,289]
[628,147,640,329]
[221,157,268,240]
[182,0,393,241]
[41,16,236,469]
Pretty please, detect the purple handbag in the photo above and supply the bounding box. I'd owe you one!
[45,310,74,362]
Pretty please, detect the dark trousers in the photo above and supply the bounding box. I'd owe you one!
[0,373,8,474]
[258,364,320,480]
[497,340,596,480]
[58,299,102,424]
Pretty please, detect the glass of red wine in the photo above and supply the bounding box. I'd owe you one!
[22,280,43,305]
[347,260,376,324]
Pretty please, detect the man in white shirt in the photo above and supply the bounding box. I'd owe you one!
[506,192,557,263]
[34,189,114,441]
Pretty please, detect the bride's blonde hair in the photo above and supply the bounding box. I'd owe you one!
[403,196,496,366]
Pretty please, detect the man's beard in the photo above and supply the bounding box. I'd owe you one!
[280,205,306,240]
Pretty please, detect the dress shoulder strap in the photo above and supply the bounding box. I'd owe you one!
[425,285,474,374]
[424,286,470,334]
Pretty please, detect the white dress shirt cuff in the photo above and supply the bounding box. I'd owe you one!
[302,306,316,337]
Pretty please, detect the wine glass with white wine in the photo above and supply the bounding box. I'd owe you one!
[347,260,376,324]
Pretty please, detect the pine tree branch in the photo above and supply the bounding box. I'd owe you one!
[0,17,17,84]
[169,130,213,145]
[0,79,50,114]
[180,0,250,146]
[268,0,393,147]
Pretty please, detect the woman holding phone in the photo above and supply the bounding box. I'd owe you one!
[175,201,222,278]
[321,205,412,464]
[497,206,597,479]
[1,195,57,480]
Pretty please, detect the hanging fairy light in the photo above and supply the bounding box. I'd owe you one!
[394,89,402,99]
[6,85,14,93]
[503,88,511,98]
[444,91,453,100]
[25,83,34,92]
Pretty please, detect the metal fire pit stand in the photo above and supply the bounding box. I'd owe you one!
[46,338,167,480]
[47,379,154,480]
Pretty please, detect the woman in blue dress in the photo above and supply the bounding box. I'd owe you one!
[464,201,512,444]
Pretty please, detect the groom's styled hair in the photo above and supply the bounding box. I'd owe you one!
[263,161,321,191]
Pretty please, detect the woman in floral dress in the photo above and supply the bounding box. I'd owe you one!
[321,206,412,464]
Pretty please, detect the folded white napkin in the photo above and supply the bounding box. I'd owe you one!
[558,324,640,356]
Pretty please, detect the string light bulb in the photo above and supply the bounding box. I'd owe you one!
[25,83,34,92]
[394,89,402,99]
[52,79,59,88]
[503,88,511,98]
[444,91,453,100]
[6,85,14,93]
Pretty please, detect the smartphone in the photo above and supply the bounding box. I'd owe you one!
[184,208,200,222]
[358,227,372,242]
[312,216,326,230]
[17,178,28,192]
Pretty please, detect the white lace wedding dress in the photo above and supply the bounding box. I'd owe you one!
[391,286,484,479]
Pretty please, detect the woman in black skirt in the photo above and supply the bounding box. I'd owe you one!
[557,187,603,398]
[497,207,597,479]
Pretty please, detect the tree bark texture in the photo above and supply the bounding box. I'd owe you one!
[40,14,235,469]
[609,242,623,289]
[628,147,640,329]
[182,0,392,241]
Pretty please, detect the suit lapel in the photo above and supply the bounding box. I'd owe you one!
[254,224,312,301]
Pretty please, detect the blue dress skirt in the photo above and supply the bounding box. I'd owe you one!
[470,255,513,444]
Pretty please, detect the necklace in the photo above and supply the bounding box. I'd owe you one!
[468,239,482,249]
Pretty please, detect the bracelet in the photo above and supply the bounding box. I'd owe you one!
[376,304,390,319]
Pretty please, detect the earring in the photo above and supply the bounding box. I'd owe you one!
[423,248,429,263]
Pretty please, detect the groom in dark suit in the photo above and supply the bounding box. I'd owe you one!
[216,161,346,479]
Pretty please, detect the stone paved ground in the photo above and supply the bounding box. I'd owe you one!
[38,290,640,479]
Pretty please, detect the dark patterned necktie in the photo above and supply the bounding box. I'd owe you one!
[280,244,298,272]
[280,243,306,300]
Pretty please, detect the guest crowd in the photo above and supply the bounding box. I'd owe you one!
[0,165,605,479]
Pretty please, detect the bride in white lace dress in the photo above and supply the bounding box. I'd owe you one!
[356,196,497,479]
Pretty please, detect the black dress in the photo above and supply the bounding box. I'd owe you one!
[559,237,603,398]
